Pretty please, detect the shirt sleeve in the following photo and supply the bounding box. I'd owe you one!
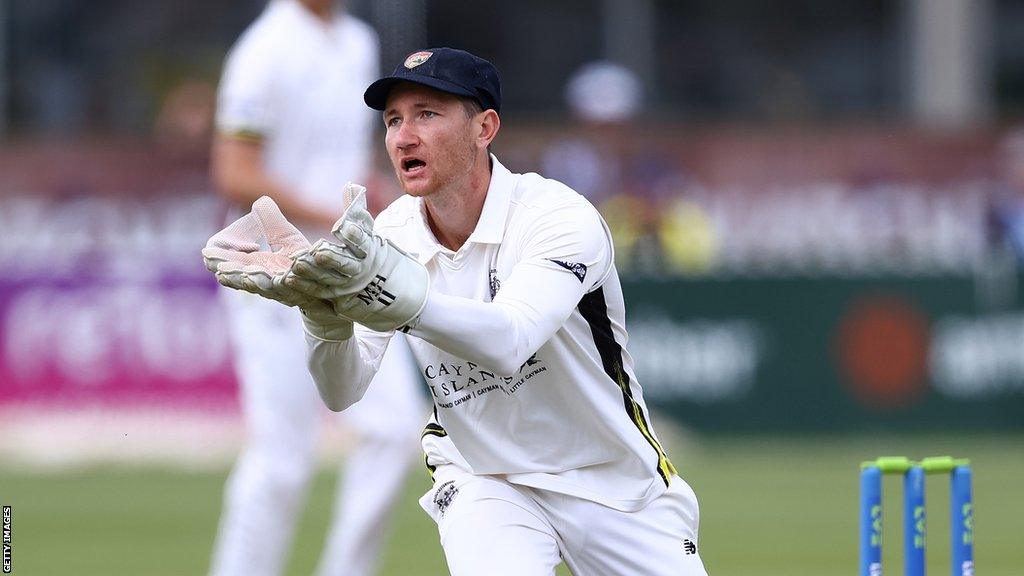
[303,202,412,411]
[410,198,613,375]
[215,31,278,141]
[305,323,393,411]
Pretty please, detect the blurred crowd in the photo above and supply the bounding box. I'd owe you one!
[528,63,1024,279]
[536,62,715,277]
[6,63,1021,281]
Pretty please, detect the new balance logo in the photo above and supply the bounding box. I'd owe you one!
[357,274,396,307]
[683,539,697,555]
[548,259,587,283]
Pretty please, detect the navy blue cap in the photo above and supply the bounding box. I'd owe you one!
[364,47,501,113]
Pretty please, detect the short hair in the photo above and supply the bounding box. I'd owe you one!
[460,97,484,119]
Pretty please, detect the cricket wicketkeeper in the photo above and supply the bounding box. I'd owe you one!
[204,47,709,576]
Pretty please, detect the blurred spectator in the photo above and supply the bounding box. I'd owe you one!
[153,80,217,150]
[599,193,661,272]
[659,192,718,275]
[542,62,658,274]
[149,79,219,215]
[541,61,639,204]
[988,128,1024,263]
[565,60,643,123]
[542,61,717,276]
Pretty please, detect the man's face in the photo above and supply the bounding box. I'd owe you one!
[298,0,336,15]
[383,83,479,198]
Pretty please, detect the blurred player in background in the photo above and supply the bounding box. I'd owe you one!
[208,1,425,575]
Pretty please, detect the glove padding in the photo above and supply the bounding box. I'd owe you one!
[284,183,429,332]
[201,196,353,340]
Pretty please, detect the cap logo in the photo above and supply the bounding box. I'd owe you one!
[404,51,433,69]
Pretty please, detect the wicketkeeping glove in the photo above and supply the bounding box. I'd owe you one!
[284,183,429,332]
[201,196,354,340]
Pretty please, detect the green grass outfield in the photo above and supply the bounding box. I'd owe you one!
[3,433,1022,575]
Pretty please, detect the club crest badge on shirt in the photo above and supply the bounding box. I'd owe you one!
[488,268,501,300]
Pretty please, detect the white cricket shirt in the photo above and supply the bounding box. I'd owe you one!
[216,0,378,231]
[307,156,677,511]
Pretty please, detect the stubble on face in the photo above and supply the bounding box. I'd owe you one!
[427,127,477,196]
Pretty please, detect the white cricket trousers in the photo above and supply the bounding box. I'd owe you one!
[420,464,709,576]
[210,290,425,576]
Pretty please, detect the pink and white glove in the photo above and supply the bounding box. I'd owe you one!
[201,196,353,340]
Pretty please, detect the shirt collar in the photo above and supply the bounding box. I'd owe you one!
[466,154,513,245]
[411,154,513,264]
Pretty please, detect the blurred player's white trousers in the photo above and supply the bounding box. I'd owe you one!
[420,464,708,576]
[210,290,425,576]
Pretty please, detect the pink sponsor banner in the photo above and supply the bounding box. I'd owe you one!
[0,276,238,410]
[0,141,241,409]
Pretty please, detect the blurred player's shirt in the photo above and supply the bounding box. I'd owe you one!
[216,0,378,236]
